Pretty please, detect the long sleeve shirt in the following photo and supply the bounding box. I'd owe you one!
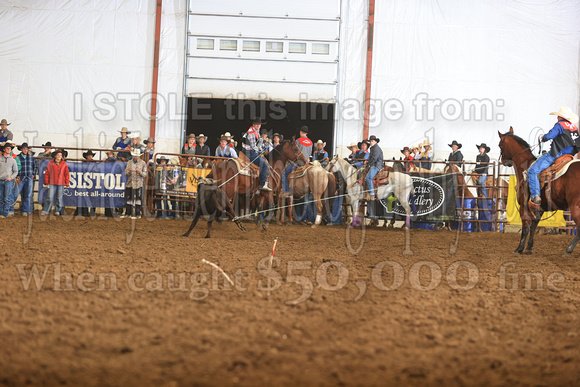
[17,154,38,178]
[0,155,18,180]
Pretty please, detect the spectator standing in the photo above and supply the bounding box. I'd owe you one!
[5,141,21,216]
[0,142,18,218]
[418,140,434,170]
[401,146,414,171]
[41,149,70,216]
[216,136,237,158]
[16,143,37,216]
[475,143,491,198]
[37,142,53,158]
[182,133,197,154]
[448,140,464,163]
[194,134,211,167]
[122,149,147,219]
[143,137,156,164]
[272,133,283,148]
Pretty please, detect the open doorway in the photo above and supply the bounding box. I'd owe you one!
[185,98,335,158]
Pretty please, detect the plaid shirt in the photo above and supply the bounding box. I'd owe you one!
[17,153,37,178]
[242,127,259,151]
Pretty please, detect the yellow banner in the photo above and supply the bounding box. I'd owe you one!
[186,168,212,193]
[506,175,565,227]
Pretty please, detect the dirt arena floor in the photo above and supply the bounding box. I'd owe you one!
[0,213,579,386]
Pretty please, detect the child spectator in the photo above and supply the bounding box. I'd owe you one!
[122,149,147,219]
[41,149,70,216]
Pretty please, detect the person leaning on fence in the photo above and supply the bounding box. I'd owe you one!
[448,140,464,163]
[216,136,237,158]
[281,125,312,197]
[104,149,117,162]
[0,119,14,142]
[41,149,70,217]
[401,146,414,171]
[364,135,383,201]
[418,139,433,170]
[353,140,369,169]
[128,133,144,154]
[0,142,18,218]
[475,143,491,198]
[224,132,237,148]
[154,156,172,219]
[194,134,211,167]
[113,127,132,161]
[16,143,37,216]
[313,140,328,167]
[37,142,53,158]
[529,106,580,207]
[143,137,156,164]
[242,117,271,191]
[122,149,147,219]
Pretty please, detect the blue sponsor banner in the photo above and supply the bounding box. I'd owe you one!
[38,160,128,208]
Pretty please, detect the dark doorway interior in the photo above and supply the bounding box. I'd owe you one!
[186,98,335,158]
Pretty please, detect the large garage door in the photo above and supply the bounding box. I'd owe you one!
[186,0,341,102]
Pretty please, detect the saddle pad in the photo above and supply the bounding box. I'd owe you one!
[232,153,259,176]
[538,155,578,189]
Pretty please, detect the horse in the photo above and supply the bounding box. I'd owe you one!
[271,141,336,228]
[498,126,580,254]
[327,155,415,225]
[210,153,278,229]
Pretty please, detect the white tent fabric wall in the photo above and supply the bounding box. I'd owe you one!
[369,0,580,165]
[0,0,186,157]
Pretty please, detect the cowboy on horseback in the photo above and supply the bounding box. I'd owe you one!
[241,117,272,191]
[281,126,312,198]
[364,135,383,201]
[529,106,579,206]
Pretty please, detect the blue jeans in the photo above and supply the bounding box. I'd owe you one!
[528,152,559,199]
[0,179,14,217]
[18,177,34,214]
[43,185,65,215]
[282,164,297,193]
[365,166,381,196]
[243,149,267,187]
[327,194,343,224]
[478,174,488,198]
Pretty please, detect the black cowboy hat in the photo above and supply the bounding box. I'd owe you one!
[272,132,284,142]
[361,140,370,148]
[368,135,380,143]
[156,155,168,164]
[143,137,156,144]
[476,143,490,153]
[448,140,462,149]
[83,150,96,159]
[252,117,267,125]
[42,141,52,147]
[17,142,30,151]
[51,149,68,158]
[298,125,309,134]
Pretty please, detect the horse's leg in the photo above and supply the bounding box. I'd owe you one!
[566,204,580,254]
[515,213,532,254]
[525,211,543,254]
[311,195,323,228]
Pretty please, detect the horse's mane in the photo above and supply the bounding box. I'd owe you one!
[503,132,535,159]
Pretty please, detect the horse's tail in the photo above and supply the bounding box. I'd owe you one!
[325,172,337,209]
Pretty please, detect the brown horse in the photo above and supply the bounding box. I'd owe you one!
[498,126,580,254]
[271,141,336,227]
[210,153,278,228]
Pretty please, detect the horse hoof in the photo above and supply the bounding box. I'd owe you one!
[513,249,523,254]
[311,224,318,229]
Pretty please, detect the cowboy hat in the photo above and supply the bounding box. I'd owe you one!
[187,133,196,140]
[196,133,208,141]
[448,140,462,149]
[252,117,267,125]
[51,149,68,158]
[401,146,411,154]
[0,142,13,152]
[299,125,309,134]
[156,155,168,163]
[83,150,96,159]
[219,135,229,142]
[368,135,380,143]
[119,127,131,134]
[42,141,52,147]
[361,140,370,148]
[131,133,141,139]
[223,132,234,138]
[411,145,421,150]
[17,142,30,151]
[0,119,10,126]
[347,142,359,150]
[106,148,116,154]
[272,133,283,141]
[550,106,579,124]
[420,139,432,147]
[476,143,491,153]
[315,140,326,147]
[131,149,142,157]
[143,137,155,144]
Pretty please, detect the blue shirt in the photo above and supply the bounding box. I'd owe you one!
[543,120,578,156]
[17,153,37,178]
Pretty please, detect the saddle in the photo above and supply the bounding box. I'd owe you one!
[354,167,391,193]
[537,154,576,191]
[292,162,318,179]
[235,153,262,177]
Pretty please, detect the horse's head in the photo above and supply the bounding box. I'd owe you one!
[326,154,340,172]
[287,140,306,164]
[497,126,515,167]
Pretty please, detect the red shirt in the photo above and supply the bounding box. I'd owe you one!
[44,160,70,186]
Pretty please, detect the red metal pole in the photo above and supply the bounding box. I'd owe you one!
[150,0,163,140]
[362,0,375,140]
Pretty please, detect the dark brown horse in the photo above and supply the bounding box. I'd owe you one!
[498,126,580,254]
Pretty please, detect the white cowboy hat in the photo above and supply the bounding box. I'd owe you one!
[223,132,234,138]
[420,139,433,147]
[315,140,326,147]
[346,142,358,150]
[130,149,142,157]
[131,133,141,139]
[196,134,208,141]
[550,106,579,124]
